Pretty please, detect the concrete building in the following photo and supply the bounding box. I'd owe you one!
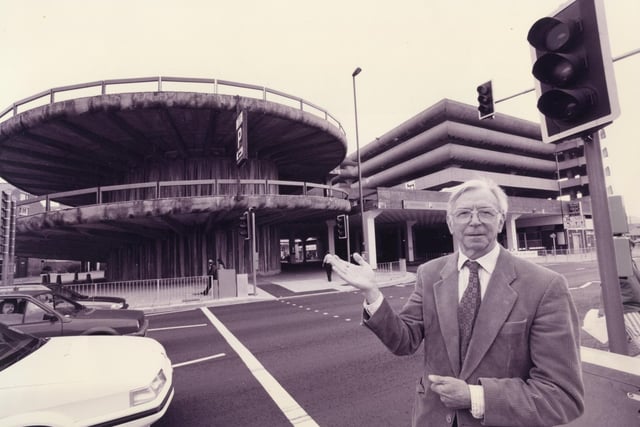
[0,77,597,281]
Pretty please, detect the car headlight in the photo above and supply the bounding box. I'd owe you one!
[110,302,122,309]
[129,369,167,406]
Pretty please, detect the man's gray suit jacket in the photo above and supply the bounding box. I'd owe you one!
[364,248,584,427]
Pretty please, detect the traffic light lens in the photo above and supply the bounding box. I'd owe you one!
[545,22,570,51]
[527,17,577,52]
[537,89,594,121]
[532,54,582,86]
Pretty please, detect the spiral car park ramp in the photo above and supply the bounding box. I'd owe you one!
[0,77,350,280]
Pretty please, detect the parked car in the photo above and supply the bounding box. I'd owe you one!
[47,283,129,309]
[0,286,148,338]
[0,322,174,427]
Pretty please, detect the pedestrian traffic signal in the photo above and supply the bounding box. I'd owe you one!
[239,211,250,240]
[476,81,494,120]
[336,214,347,240]
[527,0,619,143]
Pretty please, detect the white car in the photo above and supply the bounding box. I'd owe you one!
[0,322,174,427]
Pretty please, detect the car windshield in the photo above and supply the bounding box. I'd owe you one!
[33,291,85,315]
[0,322,47,371]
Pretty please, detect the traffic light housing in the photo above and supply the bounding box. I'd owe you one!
[527,0,619,143]
[336,214,347,240]
[239,211,250,240]
[476,81,495,120]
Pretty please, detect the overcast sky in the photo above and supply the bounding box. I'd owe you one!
[1,0,639,216]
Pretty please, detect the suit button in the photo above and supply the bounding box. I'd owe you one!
[446,414,453,423]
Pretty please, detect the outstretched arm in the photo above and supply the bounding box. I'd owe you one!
[325,253,380,303]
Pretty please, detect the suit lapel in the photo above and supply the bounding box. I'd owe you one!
[434,254,461,376]
[460,248,518,379]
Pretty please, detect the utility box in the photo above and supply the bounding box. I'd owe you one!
[609,195,629,235]
[218,269,237,298]
[236,274,249,298]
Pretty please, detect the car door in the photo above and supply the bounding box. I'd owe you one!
[15,298,64,337]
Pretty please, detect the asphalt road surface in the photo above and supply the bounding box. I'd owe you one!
[149,260,602,427]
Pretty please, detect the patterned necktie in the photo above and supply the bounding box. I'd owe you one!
[458,260,481,363]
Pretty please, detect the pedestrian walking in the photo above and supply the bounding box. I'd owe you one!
[201,259,217,295]
[322,254,333,282]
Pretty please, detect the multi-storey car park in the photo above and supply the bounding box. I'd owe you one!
[0,77,593,281]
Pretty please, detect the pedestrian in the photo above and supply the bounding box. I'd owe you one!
[322,254,333,282]
[217,258,226,269]
[326,178,584,427]
[201,259,217,295]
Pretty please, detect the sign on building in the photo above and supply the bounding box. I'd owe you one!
[236,109,248,167]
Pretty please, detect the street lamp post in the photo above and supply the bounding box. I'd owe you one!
[352,67,366,260]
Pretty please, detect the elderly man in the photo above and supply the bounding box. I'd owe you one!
[327,178,584,427]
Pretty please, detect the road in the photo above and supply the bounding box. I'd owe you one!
[148,260,602,427]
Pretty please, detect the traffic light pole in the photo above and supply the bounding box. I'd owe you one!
[250,208,257,296]
[583,131,627,354]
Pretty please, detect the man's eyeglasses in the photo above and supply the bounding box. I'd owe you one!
[451,208,500,224]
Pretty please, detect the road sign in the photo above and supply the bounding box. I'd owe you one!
[236,109,248,166]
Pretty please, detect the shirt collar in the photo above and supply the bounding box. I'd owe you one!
[457,244,501,274]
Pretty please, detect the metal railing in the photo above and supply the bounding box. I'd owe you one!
[513,247,598,263]
[68,276,213,309]
[15,178,350,212]
[0,76,344,134]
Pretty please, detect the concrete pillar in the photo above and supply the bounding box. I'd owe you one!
[505,213,521,251]
[326,219,336,255]
[405,220,417,262]
[363,210,382,269]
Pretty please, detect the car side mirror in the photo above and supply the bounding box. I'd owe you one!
[44,313,58,322]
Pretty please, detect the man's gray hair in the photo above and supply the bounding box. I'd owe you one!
[446,178,509,215]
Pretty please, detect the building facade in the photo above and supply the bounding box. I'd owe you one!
[0,78,600,281]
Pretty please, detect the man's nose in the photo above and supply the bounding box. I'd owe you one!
[468,210,483,224]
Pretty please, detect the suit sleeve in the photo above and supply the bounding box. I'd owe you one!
[480,274,585,426]
[362,264,426,356]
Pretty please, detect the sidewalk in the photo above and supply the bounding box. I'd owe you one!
[7,268,417,313]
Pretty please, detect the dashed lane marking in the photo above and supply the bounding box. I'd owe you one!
[570,281,599,290]
[201,308,319,427]
[172,353,226,368]
[148,323,208,332]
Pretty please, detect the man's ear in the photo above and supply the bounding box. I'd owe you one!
[498,213,506,232]
[446,215,454,234]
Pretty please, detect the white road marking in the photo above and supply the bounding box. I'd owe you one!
[172,353,226,368]
[570,281,599,290]
[201,308,319,426]
[148,323,208,332]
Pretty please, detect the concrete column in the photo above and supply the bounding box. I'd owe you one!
[326,219,336,255]
[363,210,382,269]
[405,220,417,262]
[505,213,521,251]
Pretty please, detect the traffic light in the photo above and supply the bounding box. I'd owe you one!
[476,81,494,120]
[527,0,619,143]
[239,211,250,240]
[336,214,347,240]
[1,191,10,253]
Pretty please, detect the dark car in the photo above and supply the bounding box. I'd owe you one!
[0,286,147,338]
[47,284,129,309]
